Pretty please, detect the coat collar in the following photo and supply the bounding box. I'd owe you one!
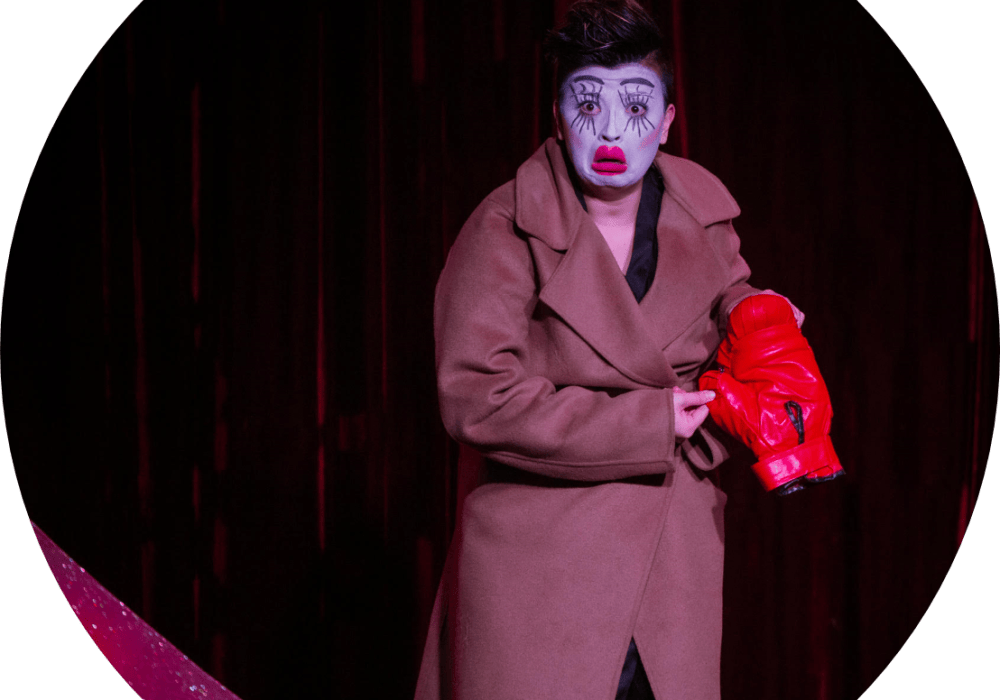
[513,139,584,250]
[513,138,740,247]
[512,138,737,387]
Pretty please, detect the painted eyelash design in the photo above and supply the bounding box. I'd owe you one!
[619,90,655,135]
[570,85,602,135]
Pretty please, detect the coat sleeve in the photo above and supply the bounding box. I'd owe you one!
[434,194,677,482]
[712,220,760,328]
[686,218,763,472]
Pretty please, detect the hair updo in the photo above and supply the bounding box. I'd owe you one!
[543,0,674,103]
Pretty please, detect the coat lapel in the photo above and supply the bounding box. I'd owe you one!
[515,140,675,388]
[538,215,678,387]
[639,153,741,350]
[638,192,730,351]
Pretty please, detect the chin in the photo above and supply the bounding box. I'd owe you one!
[587,172,641,189]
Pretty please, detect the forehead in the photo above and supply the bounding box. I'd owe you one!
[563,63,662,94]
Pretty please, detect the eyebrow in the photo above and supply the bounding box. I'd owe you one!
[571,75,604,85]
[620,77,655,87]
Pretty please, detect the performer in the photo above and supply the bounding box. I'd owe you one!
[416,2,806,698]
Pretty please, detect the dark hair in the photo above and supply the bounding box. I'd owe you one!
[543,0,674,103]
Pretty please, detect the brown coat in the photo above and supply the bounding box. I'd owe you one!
[416,138,759,700]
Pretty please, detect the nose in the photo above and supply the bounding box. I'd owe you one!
[601,104,624,142]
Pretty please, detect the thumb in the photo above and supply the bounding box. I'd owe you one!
[674,388,717,410]
[699,370,721,395]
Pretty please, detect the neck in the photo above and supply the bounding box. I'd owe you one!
[581,178,644,229]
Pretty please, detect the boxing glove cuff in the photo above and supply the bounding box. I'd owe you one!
[752,435,842,491]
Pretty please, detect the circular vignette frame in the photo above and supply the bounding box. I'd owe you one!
[0,0,1000,700]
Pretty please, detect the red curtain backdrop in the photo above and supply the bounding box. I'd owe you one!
[2,1,995,698]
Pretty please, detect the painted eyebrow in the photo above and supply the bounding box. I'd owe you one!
[571,75,605,85]
[620,77,655,87]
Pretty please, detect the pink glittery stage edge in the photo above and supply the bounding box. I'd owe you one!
[32,523,241,700]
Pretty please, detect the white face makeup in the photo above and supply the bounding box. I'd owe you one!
[555,63,674,193]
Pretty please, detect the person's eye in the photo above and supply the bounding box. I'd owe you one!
[581,101,600,114]
[628,103,646,116]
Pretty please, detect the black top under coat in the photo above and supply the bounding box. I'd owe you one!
[573,166,663,303]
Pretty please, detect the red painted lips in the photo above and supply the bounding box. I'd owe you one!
[592,145,627,175]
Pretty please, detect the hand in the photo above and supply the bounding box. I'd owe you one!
[672,386,716,440]
[755,289,805,328]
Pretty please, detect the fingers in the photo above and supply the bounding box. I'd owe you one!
[672,387,715,440]
[675,403,710,439]
[673,388,716,409]
[791,304,806,328]
[698,370,720,394]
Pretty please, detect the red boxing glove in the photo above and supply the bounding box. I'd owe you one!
[699,294,844,495]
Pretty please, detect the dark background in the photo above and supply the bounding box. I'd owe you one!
[2,0,995,698]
